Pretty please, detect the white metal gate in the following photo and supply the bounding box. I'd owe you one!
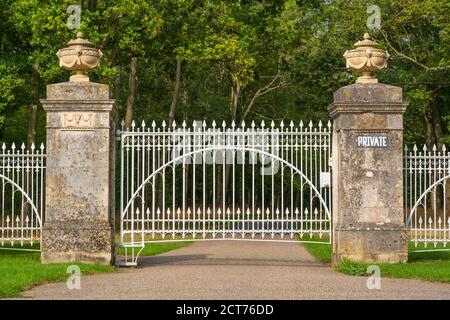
[118,120,332,266]
[404,144,450,249]
[0,143,45,250]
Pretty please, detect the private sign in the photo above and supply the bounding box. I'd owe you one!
[357,135,389,148]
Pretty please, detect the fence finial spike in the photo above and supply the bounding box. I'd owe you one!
[443,144,447,152]
[280,120,285,128]
[212,120,216,127]
[202,120,207,127]
[289,120,294,128]
[131,120,136,128]
[299,120,304,127]
[21,143,25,150]
[327,120,331,127]
[318,120,323,127]
[231,120,235,127]
[141,120,146,128]
[182,120,187,127]
[192,120,197,128]
[413,144,418,152]
[404,145,408,152]
[432,144,437,151]
[261,120,265,127]
[1,143,5,150]
[222,120,226,128]
[308,120,313,128]
[11,142,16,150]
[31,143,35,150]
[151,120,156,128]
[162,120,166,127]
[270,120,275,128]
[423,145,427,152]
[251,120,255,128]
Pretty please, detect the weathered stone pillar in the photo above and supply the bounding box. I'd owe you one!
[41,33,116,265]
[329,34,409,264]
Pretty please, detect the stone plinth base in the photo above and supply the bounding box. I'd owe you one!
[41,222,114,265]
[333,224,408,265]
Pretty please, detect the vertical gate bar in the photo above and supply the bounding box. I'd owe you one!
[251,123,255,238]
[271,122,275,237]
[232,123,235,239]
[241,123,245,238]
[202,123,206,238]
[261,122,265,238]
[120,134,125,246]
[192,122,197,239]
[162,122,166,238]
[212,123,216,238]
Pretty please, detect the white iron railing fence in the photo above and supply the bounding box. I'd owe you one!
[0,143,45,249]
[404,144,450,249]
[118,120,332,265]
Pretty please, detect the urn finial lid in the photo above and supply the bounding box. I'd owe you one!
[343,33,390,84]
[56,32,103,82]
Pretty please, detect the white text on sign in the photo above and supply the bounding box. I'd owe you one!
[357,135,389,148]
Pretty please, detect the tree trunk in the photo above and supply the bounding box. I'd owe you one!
[27,63,40,149]
[124,57,137,130]
[424,110,436,148]
[114,66,121,105]
[223,82,240,204]
[88,0,97,10]
[168,59,182,127]
[431,97,444,149]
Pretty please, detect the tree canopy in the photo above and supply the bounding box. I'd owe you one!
[0,0,448,146]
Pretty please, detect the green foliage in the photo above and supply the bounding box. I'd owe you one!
[0,0,449,145]
[303,241,450,282]
[336,260,368,276]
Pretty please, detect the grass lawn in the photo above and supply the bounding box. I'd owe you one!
[302,240,450,283]
[116,241,192,257]
[0,241,191,298]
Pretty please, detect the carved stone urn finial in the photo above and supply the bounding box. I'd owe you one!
[343,33,390,84]
[56,32,103,82]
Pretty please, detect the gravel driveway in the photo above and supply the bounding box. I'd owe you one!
[23,241,450,300]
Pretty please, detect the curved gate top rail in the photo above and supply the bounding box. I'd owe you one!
[118,119,332,266]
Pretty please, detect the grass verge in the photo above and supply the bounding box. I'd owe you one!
[0,250,114,298]
[116,241,192,257]
[302,240,450,283]
[1,241,191,298]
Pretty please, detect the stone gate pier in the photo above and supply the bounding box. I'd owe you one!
[40,33,116,265]
[329,34,409,264]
